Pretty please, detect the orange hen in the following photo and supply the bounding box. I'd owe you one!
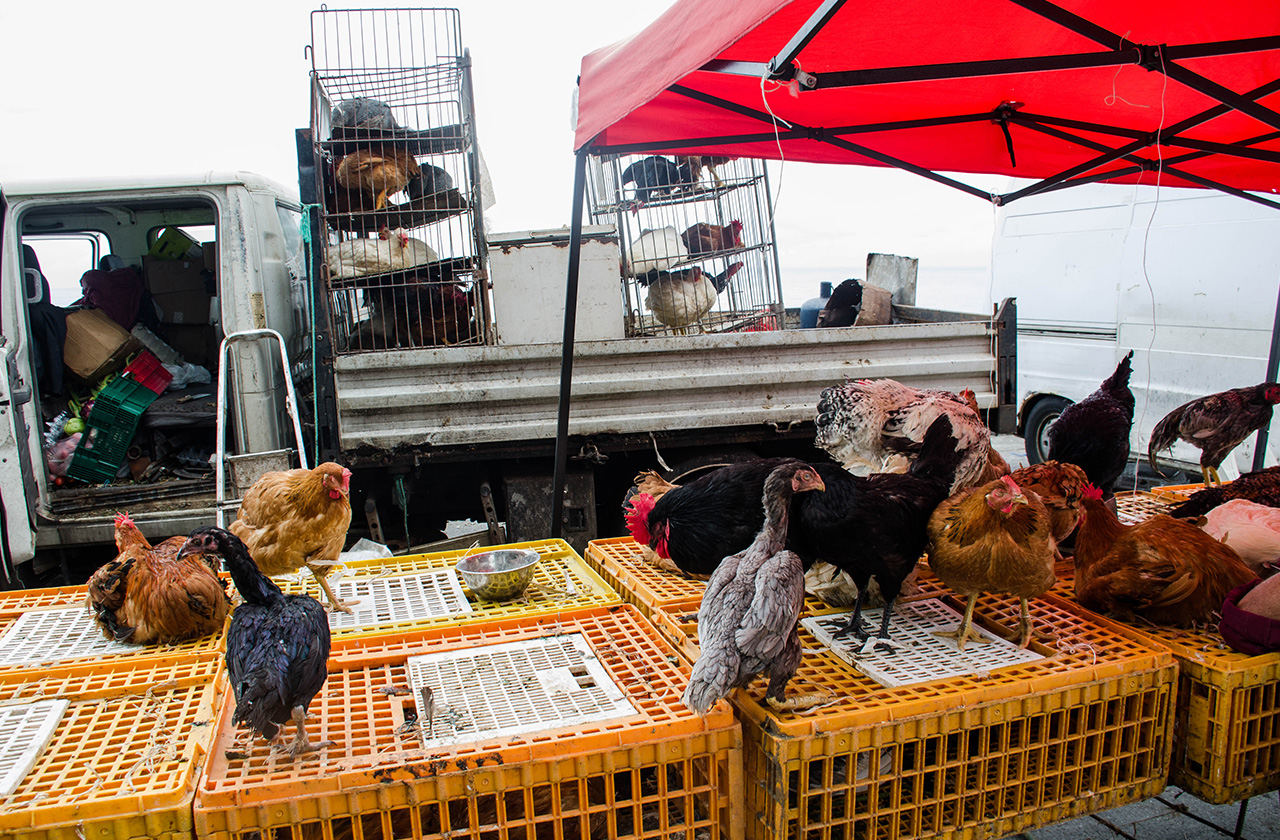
[681,220,743,255]
[86,513,229,645]
[335,147,421,210]
[229,462,354,612]
[1010,461,1089,547]
[927,475,1056,649]
[1074,485,1256,626]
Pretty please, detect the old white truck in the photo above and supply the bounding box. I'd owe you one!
[0,173,1012,585]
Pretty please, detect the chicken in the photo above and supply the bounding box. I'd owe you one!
[327,227,438,279]
[961,388,1011,484]
[814,378,992,493]
[178,527,334,759]
[1221,576,1280,655]
[1200,499,1280,574]
[620,155,690,204]
[1170,466,1280,518]
[85,513,229,645]
[789,414,964,647]
[641,262,744,332]
[353,264,474,350]
[816,278,862,328]
[1074,484,1256,627]
[681,220,743,256]
[682,155,735,189]
[1046,351,1135,498]
[626,458,794,577]
[626,227,689,276]
[335,148,421,210]
[683,461,826,714]
[1149,382,1280,486]
[229,462,354,613]
[331,97,401,134]
[1008,461,1089,548]
[927,475,1056,649]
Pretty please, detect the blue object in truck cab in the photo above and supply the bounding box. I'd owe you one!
[799,281,832,329]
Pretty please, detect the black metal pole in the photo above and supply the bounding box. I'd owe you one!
[1253,276,1280,472]
[551,148,590,538]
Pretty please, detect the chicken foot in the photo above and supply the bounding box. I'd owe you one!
[932,594,991,651]
[278,706,336,759]
[309,564,357,614]
[767,691,838,712]
[1201,465,1224,487]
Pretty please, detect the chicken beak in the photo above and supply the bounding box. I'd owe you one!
[174,540,196,561]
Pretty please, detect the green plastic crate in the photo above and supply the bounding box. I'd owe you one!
[66,378,160,483]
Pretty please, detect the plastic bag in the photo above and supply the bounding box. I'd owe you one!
[46,433,82,478]
[164,362,212,391]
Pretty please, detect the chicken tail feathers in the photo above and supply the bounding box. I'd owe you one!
[233,668,288,740]
[1106,350,1135,392]
[682,659,733,716]
[711,262,744,293]
[908,414,964,486]
[625,494,657,545]
[1148,410,1180,475]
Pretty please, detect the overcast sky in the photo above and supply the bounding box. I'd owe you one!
[1,0,1004,310]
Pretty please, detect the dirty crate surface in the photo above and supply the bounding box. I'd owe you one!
[0,656,222,840]
[194,604,743,840]
[275,539,620,640]
[732,592,1175,840]
[1047,560,1280,804]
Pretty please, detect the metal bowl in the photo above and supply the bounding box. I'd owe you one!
[455,548,540,601]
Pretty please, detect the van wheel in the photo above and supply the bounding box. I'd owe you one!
[1023,397,1071,465]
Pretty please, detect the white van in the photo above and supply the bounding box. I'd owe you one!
[991,182,1280,481]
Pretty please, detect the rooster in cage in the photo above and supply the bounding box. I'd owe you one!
[639,262,744,332]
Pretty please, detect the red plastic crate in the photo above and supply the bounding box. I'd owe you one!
[123,350,174,394]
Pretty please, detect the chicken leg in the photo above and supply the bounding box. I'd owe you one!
[932,593,991,651]
[281,705,336,759]
[308,564,356,614]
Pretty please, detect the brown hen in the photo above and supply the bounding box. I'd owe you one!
[86,513,229,645]
[680,220,743,255]
[1009,461,1089,547]
[927,475,1056,649]
[335,147,421,210]
[229,462,353,612]
[1074,485,1256,626]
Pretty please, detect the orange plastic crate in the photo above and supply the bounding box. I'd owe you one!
[585,537,707,616]
[275,538,619,640]
[0,657,222,840]
[0,584,89,615]
[1149,482,1208,502]
[730,592,1175,840]
[1047,561,1280,803]
[195,604,743,840]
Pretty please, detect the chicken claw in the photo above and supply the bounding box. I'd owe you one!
[931,593,991,651]
[311,569,357,614]
[767,691,838,712]
[278,706,336,760]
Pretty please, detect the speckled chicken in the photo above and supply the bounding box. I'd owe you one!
[927,475,1056,649]
[1169,466,1280,518]
[1149,382,1280,486]
[815,378,992,493]
[1008,461,1089,548]
[179,527,334,759]
[1074,485,1256,627]
[683,461,826,714]
[86,513,229,645]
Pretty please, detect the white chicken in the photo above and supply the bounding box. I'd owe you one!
[327,227,437,279]
[814,378,992,493]
[1200,498,1280,574]
[626,227,689,276]
[644,263,743,332]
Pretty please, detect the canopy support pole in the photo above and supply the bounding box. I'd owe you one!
[551,147,590,539]
[1254,279,1280,472]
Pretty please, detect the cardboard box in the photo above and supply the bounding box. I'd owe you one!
[63,308,143,382]
[144,255,212,325]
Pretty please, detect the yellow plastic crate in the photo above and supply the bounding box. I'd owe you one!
[275,538,620,640]
[0,584,89,615]
[730,592,1175,840]
[195,604,743,840]
[1049,561,1280,803]
[585,536,706,616]
[0,657,222,840]
[1149,482,1208,502]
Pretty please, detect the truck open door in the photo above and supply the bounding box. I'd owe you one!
[0,187,40,587]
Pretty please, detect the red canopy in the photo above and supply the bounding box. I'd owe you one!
[576,0,1280,205]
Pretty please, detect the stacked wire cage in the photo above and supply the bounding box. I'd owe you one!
[588,153,784,337]
[309,7,489,353]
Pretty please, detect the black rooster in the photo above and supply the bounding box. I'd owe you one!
[626,458,793,576]
[177,526,334,759]
[621,155,692,203]
[816,278,863,327]
[788,414,964,647]
[1047,351,1135,498]
[1149,382,1280,486]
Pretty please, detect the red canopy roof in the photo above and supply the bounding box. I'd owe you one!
[576,0,1280,205]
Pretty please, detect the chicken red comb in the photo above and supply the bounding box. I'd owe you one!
[1082,483,1105,501]
[114,512,134,528]
[1000,475,1021,493]
[625,493,656,545]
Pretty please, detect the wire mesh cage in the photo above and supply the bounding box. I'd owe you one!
[309,7,489,352]
[587,153,784,337]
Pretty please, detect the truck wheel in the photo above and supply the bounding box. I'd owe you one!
[1023,397,1071,465]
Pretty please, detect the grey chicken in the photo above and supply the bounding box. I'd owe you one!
[683,461,826,714]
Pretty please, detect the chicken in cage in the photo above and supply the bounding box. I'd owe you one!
[588,153,784,337]
[308,7,489,352]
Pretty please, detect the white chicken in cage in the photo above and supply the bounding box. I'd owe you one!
[625,227,690,276]
[328,227,438,279]
[642,262,744,332]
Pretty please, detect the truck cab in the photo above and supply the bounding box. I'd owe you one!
[0,173,306,583]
